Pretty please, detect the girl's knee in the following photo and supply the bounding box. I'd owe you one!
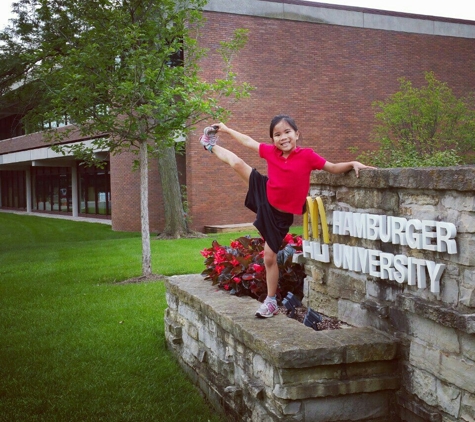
[231,156,246,171]
[264,248,277,267]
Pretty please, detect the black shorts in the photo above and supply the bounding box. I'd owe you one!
[244,169,294,254]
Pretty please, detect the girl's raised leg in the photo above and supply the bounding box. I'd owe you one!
[210,144,252,184]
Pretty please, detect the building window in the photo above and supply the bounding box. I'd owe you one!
[78,163,111,215]
[0,170,26,209]
[32,166,72,212]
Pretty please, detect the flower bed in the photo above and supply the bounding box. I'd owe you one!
[200,233,305,302]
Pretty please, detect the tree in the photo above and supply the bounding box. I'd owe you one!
[0,0,252,277]
[356,71,475,167]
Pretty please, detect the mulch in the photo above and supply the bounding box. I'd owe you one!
[278,305,351,331]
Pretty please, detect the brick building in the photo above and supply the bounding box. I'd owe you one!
[1,0,475,233]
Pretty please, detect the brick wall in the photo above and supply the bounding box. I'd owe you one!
[187,10,475,231]
[111,150,186,233]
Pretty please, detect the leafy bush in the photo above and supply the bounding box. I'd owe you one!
[200,233,305,302]
[356,71,475,167]
[354,139,462,168]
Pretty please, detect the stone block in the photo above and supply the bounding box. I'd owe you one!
[397,293,475,334]
[441,193,475,213]
[166,291,179,310]
[336,186,400,212]
[460,286,475,308]
[276,399,301,416]
[401,193,439,207]
[252,353,274,387]
[198,325,220,354]
[178,302,200,324]
[408,313,460,354]
[440,352,475,392]
[441,276,460,307]
[461,269,475,308]
[460,391,475,422]
[327,269,366,302]
[181,333,201,365]
[366,278,404,302]
[338,299,392,332]
[187,322,199,340]
[449,234,475,266]
[411,367,437,406]
[455,211,475,234]
[164,316,182,338]
[436,379,461,418]
[303,391,391,421]
[307,290,339,317]
[274,374,399,400]
[396,390,442,422]
[401,204,440,221]
[460,333,475,362]
[409,339,441,377]
[411,339,475,392]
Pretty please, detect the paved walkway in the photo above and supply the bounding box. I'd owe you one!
[0,210,112,225]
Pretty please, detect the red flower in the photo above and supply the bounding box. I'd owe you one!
[252,264,265,273]
[231,240,242,249]
[200,249,213,258]
[223,284,230,290]
[284,233,294,244]
[233,276,241,284]
[213,248,227,265]
[215,264,225,275]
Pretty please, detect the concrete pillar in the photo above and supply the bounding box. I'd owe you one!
[26,168,32,212]
[71,164,79,217]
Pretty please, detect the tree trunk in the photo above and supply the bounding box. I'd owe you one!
[139,139,152,276]
[157,144,190,238]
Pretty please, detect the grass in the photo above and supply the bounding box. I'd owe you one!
[0,212,276,422]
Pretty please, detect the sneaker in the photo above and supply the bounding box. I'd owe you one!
[255,300,279,318]
[199,126,219,152]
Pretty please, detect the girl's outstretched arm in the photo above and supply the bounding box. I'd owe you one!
[323,161,376,177]
[214,123,260,152]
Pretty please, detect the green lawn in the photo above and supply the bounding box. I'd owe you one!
[0,213,271,422]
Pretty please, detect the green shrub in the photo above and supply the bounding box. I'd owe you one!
[356,71,475,167]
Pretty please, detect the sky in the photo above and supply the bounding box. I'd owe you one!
[0,0,474,30]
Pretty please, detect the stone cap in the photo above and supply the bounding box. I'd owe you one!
[165,274,399,369]
[397,293,475,334]
[310,166,475,191]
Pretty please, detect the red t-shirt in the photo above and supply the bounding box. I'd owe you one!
[259,143,326,214]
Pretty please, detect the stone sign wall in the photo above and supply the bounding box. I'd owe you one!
[165,275,399,422]
[164,167,475,422]
[302,167,475,422]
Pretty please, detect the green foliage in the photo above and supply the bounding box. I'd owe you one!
[0,0,252,155]
[356,72,475,167]
[200,234,305,302]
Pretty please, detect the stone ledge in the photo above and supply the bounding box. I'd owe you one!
[165,274,399,369]
[396,293,475,334]
[396,391,442,422]
[204,223,256,234]
[310,166,475,191]
[273,373,400,400]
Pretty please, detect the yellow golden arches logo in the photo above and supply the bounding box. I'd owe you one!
[303,196,330,243]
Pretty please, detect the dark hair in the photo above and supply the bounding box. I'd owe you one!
[269,115,298,138]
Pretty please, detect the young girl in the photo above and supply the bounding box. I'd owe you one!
[200,115,374,318]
